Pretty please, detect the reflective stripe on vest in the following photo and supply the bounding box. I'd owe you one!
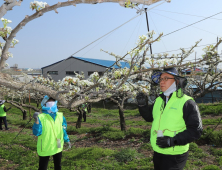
[151,91,193,155]
[0,104,6,117]
[37,112,64,156]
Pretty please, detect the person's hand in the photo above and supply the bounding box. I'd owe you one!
[136,92,147,107]
[6,107,12,112]
[156,136,175,148]
[33,112,40,122]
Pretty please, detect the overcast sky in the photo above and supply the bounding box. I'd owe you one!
[3,0,222,69]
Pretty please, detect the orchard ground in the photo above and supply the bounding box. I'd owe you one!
[1,102,222,169]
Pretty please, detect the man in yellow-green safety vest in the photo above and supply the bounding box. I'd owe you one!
[0,100,11,130]
[136,67,203,170]
[32,96,71,170]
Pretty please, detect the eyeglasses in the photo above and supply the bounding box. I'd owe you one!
[159,77,174,83]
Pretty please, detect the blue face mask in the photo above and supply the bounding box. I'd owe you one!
[41,95,58,113]
[42,101,58,113]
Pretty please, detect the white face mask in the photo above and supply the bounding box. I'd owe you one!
[163,81,177,97]
[46,101,55,108]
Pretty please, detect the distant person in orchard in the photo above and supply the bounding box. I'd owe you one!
[32,96,71,170]
[136,67,203,170]
[0,100,11,130]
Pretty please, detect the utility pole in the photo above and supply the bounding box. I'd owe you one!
[145,8,156,100]
[144,8,153,55]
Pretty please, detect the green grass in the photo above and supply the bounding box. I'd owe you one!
[202,118,222,125]
[0,130,154,170]
[198,103,222,116]
[2,102,222,169]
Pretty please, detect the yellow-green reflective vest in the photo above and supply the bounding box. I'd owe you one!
[82,103,87,112]
[37,112,64,156]
[151,91,193,155]
[0,104,6,117]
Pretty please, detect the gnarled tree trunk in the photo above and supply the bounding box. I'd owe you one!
[76,107,82,129]
[118,106,126,131]
[87,103,91,113]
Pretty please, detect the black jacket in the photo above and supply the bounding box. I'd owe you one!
[138,93,203,145]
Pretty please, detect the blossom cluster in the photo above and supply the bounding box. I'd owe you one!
[1,18,12,28]
[30,1,47,11]
[12,39,19,47]
[0,18,12,38]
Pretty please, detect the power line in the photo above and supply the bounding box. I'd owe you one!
[148,11,168,51]
[151,11,221,37]
[134,13,144,45]
[152,9,222,20]
[121,14,144,55]
[161,11,222,38]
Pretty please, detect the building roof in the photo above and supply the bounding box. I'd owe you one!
[41,56,130,69]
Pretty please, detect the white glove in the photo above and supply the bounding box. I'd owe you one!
[67,142,71,149]
[64,142,71,151]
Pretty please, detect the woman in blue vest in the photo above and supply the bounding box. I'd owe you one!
[136,67,203,170]
[32,96,71,170]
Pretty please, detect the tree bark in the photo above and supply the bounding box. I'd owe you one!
[22,109,27,120]
[36,100,40,108]
[0,0,23,18]
[118,106,126,131]
[103,100,106,109]
[76,107,82,129]
[87,103,91,113]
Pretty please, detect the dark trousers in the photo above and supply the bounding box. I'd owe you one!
[153,151,188,170]
[38,151,62,170]
[83,111,86,122]
[0,116,8,130]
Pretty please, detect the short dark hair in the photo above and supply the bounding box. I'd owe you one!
[48,97,56,101]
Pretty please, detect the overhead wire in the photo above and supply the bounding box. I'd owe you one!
[134,13,144,46]
[152,9,222,20]
[125,10,222,60]
[161,11,222,38]
[148,11,168,51]
[80,29,115,57]
[150,11,221,37]
[121,13,144,55]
